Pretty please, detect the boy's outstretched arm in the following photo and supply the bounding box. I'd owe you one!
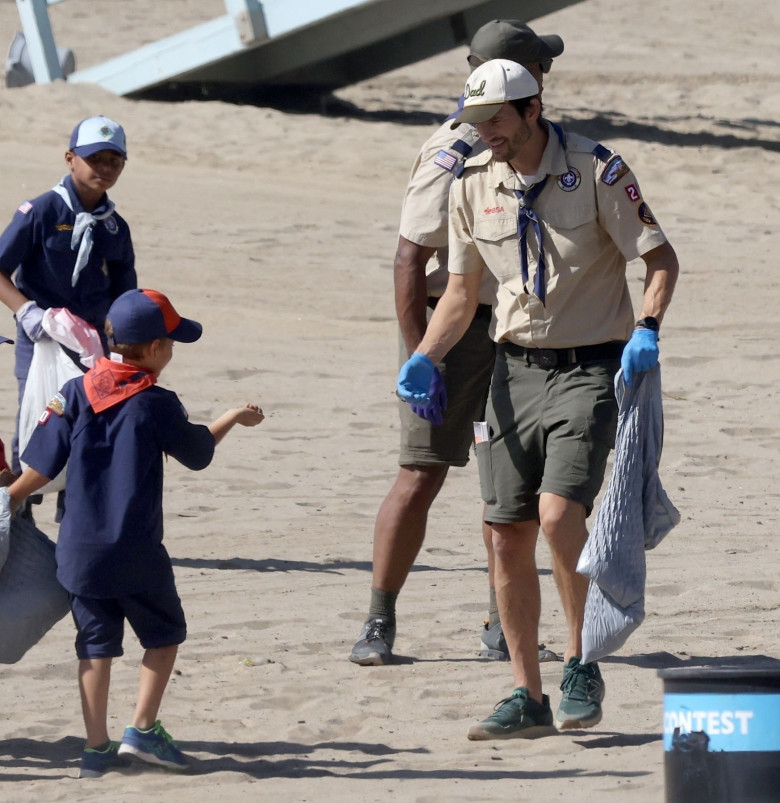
[209,403,264,446]
[7,467,53,514]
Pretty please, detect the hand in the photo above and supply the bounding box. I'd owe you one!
[396,352,436,404]
[233,403,265,427]
[16,300,46,342]
[621,327,658,386]
[409,366,448,426]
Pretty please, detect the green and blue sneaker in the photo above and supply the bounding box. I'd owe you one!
[467,688,557,740]
[118,720,188,771]
[79,740,131,778]
[555,656,606,730]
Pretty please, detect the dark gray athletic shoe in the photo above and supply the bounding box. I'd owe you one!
[467,688,557,740]
[479,621,562,662]
[348,617,396,665]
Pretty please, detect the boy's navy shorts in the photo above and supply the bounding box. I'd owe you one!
[69,580,187,660]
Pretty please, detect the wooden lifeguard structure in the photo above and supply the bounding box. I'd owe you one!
[10,0,583,98]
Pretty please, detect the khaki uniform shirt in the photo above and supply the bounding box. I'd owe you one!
[398,119,498,305]
[448,121,668,347]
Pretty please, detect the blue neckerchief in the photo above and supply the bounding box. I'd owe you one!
[512,120,567,304]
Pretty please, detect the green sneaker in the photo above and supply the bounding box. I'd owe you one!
[555,656,605,730]
[467,688,557,740]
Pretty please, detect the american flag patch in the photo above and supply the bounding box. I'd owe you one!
[18,201,33,214]
[433,149,458,172]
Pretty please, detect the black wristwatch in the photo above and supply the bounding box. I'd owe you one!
[635,316,659,331]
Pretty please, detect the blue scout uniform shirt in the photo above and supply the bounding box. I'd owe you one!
[22,375,215,597]
[0,174,136,328]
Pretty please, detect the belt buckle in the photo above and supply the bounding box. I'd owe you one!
[536,349,558,369]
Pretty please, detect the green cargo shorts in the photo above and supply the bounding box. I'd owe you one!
[399,304,495,467]
[477,344,619,522]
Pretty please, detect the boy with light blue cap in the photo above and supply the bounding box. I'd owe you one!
[0,115,136,509]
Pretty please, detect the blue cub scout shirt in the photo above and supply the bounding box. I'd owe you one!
[0,174,135,327]
[22,377,215,597]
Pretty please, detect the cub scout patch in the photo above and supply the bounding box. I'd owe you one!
[625,183,640,202]
[46,392,67,416]
[601,155,630,186]
[557,167,581,191]
[17,201,33,215]
[638,202,657,225]
[103,216,118,234]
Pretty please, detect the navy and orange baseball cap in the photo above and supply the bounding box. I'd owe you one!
[106,289,202,345]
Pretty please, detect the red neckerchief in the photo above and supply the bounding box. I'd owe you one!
[84,357,156,413]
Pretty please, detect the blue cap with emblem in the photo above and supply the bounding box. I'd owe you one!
[69,116,127,160]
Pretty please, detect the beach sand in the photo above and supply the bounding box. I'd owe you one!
[0,0,778,800]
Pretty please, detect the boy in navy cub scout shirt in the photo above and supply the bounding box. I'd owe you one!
[7,288,264,777]
[0,116,136,472]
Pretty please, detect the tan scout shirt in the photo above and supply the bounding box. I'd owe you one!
[448,121,668,347]
[398,119,497,305]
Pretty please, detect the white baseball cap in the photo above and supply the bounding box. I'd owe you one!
[69,116,127,159]
[450,59,539,128]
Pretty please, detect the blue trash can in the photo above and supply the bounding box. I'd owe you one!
[659,667,780,802]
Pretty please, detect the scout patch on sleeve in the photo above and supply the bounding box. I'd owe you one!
[433,149,458,172]
[46,392,67,416]
[601,155,630,186]
[625,183,641,202]
[17,201,33,214]
[638,202,658,225]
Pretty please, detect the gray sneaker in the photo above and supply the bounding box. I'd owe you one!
[348,617,395,666]
[467,688,557,740]
[479,621,563,663]
[555,656,605,730]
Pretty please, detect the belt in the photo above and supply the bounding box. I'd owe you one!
[427,296,492,322]
[500,340,625,369]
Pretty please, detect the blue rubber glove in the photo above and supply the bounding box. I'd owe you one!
[410,366,448,426]
[16,300,46,342]
[397,352,436,404]
[621,327,659,386]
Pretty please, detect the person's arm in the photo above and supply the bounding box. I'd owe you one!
[637,240,679,323]
[0,270,28,315]
[208,403,265,446]
[621,240,679,385]
[394,236,436,357]
[417,269,483,362]
[6,467,52,515]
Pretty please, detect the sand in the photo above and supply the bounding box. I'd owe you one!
[0,0,778,800]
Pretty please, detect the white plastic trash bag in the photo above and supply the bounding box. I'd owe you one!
[0,489,70,664]
[18,338,83,494]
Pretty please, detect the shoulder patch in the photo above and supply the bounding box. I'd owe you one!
[46,392,67,416]
[601,155,630,186]
[433,149,458,172]
[638,202,657,226]
[17,201,33,215]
